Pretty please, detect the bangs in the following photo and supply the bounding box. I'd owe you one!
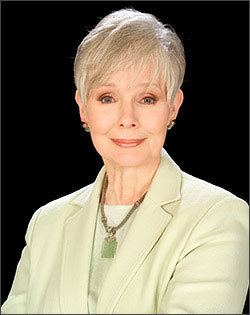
[79,48,172,104]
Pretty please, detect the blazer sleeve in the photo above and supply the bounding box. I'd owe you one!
[159,196,249,314]
[1,209,41,314]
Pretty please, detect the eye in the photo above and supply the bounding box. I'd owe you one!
[98,95,114,104]
[141,96,157,105]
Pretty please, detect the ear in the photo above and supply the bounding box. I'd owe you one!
[169,89,184,121]
[75,90,88,123]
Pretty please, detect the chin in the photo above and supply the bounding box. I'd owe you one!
[108,151,151,168]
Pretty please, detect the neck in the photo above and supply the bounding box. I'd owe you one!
[103,157,161,205]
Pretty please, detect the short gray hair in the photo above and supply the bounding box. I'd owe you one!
[74,8,185,104]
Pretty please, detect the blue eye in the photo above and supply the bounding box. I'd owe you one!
[99,95,114,104]
[141,97,157,105]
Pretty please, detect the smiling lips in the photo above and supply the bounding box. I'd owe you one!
[110,138,146,147]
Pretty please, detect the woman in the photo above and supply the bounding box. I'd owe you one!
[2,8,248,314]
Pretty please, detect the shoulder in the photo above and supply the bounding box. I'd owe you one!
[25,183,94,242]
[177,172,249,261]
[181,170,248,206]
[178,171,248,225]
[38,183,93,217]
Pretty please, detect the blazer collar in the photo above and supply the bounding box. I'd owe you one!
[147,148,182,207]
[61,148,182,313]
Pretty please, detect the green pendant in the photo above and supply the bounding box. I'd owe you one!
[101,237,118,258]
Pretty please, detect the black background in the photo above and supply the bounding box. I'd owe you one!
[1,1,249,312]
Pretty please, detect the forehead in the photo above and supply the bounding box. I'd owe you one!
[96,63,164,91]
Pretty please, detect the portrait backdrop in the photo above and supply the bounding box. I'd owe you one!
[1,1,249,312]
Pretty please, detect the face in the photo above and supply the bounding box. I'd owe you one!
[76,65,183,169]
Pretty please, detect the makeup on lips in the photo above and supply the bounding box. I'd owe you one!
[110,138,146,148]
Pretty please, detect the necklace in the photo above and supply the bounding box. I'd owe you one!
[100,173,146,258]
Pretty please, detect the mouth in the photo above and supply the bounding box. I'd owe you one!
[110,138,146,148]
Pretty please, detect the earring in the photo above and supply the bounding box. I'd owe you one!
[167,120,176,130]
[81,121,90,132]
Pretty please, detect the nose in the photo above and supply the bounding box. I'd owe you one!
[118,102,138,129]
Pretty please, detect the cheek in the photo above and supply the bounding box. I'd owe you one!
[87,110,116,134]
[142,109,169,134]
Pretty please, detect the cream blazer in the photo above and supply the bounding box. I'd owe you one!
[2,149,249,314]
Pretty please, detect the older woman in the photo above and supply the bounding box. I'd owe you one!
[2,8,248,314]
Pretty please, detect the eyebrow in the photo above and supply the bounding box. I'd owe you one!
[97,82,161,88]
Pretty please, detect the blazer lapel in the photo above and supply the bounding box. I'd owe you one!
[60,169,106,314]
[96,149,182,313]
